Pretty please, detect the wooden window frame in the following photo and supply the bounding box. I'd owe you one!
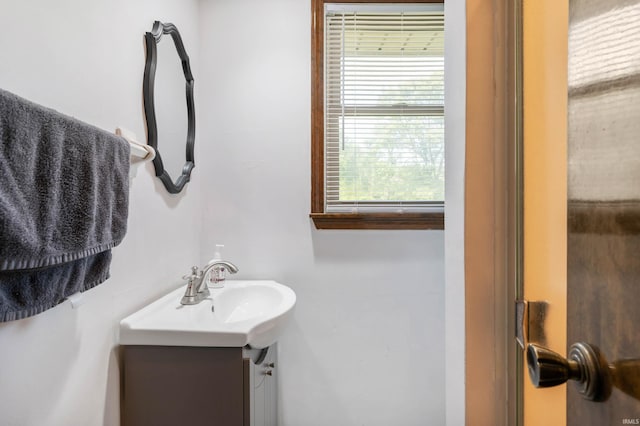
[310,0,445,230]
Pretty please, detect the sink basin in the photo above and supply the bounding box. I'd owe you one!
[119,280,296,349]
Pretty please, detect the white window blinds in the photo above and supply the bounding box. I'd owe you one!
[324,4,445,213]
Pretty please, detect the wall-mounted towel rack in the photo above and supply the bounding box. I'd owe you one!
[116,127,156,161]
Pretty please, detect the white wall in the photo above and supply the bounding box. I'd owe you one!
[0,1,201,425]
[197,1,447,425]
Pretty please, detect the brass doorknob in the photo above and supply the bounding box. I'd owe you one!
[526,343,612,402]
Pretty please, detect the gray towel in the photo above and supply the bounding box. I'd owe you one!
[0,88,130,321]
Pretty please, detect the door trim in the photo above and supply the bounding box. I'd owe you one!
[465,0,519,424]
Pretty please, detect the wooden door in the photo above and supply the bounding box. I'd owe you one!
[566,0,640,423]
[523,0,640,424]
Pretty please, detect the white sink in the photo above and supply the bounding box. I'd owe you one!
[119,280,296,349]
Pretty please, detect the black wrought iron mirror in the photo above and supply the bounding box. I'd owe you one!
[143,21,195,194]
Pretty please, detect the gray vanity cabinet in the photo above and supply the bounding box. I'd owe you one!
[121,344,277,426]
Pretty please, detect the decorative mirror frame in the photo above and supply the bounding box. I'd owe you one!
[143,21,195,194]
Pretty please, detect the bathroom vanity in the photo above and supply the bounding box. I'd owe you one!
[119,280,295,426]
[121,344,277,426]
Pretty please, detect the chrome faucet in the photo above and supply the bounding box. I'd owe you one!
[180,260,239,305]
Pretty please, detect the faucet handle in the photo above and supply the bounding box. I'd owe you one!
[180,266,203,305]
[182,266,200,282]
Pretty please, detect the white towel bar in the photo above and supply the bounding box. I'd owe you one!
[115,127,155,161]
[67,292,86,309]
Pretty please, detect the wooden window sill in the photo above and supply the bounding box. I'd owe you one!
[310,212,444,230]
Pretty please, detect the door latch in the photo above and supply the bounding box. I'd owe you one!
[515,300,549,349]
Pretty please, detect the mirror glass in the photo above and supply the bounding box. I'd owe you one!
[155,36,189,184]
[143,21,195,194]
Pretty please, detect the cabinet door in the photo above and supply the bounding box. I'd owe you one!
[263,345,277,426]
[253,365,266,426]
[245,344,277,426]
[123,346,244,426]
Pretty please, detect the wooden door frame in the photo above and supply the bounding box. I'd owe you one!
[465,0,520,424]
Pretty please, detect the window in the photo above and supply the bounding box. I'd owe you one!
[311,0,445,229]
